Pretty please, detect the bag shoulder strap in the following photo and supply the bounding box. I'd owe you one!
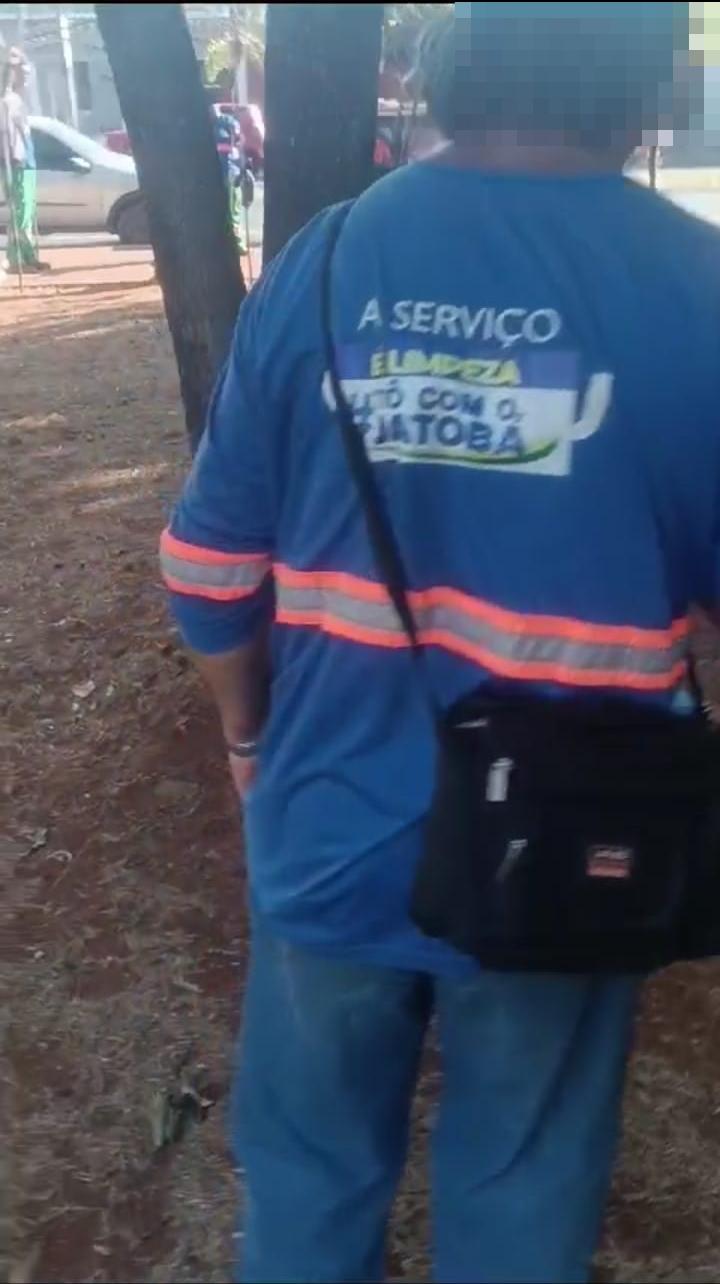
[320,203,420,651]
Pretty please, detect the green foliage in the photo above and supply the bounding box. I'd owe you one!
[204,4,266,84]
[203,3,453,85]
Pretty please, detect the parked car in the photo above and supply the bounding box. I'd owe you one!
[0,116,148,244]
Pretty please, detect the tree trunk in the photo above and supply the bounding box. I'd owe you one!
[96,4,245,450]
[263,4,383,263]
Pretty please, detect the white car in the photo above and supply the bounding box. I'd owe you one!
[0,116,148,243]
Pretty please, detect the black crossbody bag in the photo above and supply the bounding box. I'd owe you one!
[321,206,720,974]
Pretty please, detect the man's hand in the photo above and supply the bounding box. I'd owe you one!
[187,634,269,804]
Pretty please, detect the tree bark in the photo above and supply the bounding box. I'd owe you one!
[263,4,383,263]
[96,4,245,450]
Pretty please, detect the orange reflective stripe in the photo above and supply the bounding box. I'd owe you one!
[276,606,408,649]
[419,627,688,692]
[274,563,688,651]
[411,585,689,650]
[276,610,686,691]
[275,564,388,603]
[274,564,690,693]
[163,574,262,602]
[160,529,270,600]
[161,529,268,567]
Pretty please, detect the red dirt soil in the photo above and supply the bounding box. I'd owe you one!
[3,247,720,1284]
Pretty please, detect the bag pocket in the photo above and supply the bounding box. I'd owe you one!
[489,794,693,940]
[411,697,720,972]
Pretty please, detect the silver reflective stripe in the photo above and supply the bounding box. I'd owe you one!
[276,584,687,682]
[161,551,268,592]
[414,600,685,677]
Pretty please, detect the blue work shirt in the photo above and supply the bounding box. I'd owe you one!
[162,160,720,974]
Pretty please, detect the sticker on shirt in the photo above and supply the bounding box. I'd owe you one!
[323,346,613,478]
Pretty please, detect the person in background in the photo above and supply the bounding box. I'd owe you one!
[212,103,246,254]
[161,5,713,1281]
[0,47,49,274]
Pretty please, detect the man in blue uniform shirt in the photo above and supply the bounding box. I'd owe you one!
[162,5,714,1280]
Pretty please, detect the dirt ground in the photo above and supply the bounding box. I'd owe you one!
[4,246,720,1284]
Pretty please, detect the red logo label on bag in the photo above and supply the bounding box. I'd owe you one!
[586,846,634,880]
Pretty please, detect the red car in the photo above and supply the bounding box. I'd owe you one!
[105,127,131,156]
[374,100,441,173]
[106,101,436,177]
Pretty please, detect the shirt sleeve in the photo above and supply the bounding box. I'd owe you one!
[160,295,276,655]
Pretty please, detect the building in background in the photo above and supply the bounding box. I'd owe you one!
[0,3,257,138]
[2,2,719,166]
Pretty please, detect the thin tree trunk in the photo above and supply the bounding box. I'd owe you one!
[96,4,245,450]
[263,4,383,263]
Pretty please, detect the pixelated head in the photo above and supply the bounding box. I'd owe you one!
[419,2,686,152]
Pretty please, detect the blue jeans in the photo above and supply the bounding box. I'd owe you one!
[231,928,638,1283]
